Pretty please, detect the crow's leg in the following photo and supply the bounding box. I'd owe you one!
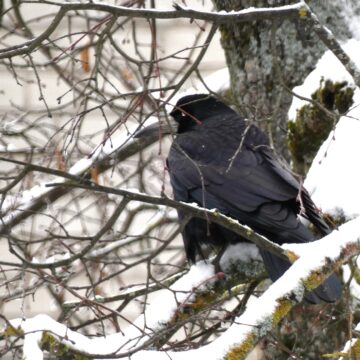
[212,243,228,273]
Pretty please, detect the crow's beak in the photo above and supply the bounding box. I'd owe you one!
[133,118,178,139]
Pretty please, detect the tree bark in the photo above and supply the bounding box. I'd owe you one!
[212,0,358,160]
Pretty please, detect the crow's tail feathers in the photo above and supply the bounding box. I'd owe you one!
[260,249,342,304]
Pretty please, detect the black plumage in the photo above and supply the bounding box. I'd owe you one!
[166,94,341,304]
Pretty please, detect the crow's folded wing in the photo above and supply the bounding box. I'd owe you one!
[168,141,299,212]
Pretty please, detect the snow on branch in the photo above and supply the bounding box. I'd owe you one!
[3,217,360,359]
[3,261,219,360]
[0,1,307,61]
[38,179,291,265]
[132,217,360,359]
[2,1,360,90]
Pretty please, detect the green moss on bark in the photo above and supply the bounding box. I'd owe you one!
[287,79,354,175]
[40,331,89,360]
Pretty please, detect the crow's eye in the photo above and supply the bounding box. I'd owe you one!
[180,112,186,117]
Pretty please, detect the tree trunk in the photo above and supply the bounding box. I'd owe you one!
[213,0,357,160]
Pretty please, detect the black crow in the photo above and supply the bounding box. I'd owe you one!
[137,94,342,303]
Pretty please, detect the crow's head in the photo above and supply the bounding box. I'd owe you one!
[134,94,233,139]
[170,94,232,133]
[170,94,208,133]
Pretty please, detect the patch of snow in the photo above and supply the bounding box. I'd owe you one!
[342,263,360,300]
[180,201,202,208]
[0,144,19,152]
[1,182,52,225]
[142,261,215,330]
[283,217,360,260]
[339,320,360,360]
[220,243,261,270]
[305,115,360,217]
[43,252,71,264]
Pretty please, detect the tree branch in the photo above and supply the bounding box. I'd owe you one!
[0,134,156,231]
[0,2,306,60]
[4,217,359,359]
[42,178,291,264]
[300,3,360,88]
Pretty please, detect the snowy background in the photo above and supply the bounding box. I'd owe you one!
[1,1,360,359]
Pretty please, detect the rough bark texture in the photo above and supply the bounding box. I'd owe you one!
[212,0,358,160]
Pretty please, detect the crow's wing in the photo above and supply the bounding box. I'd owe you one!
[169,133,299,215]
